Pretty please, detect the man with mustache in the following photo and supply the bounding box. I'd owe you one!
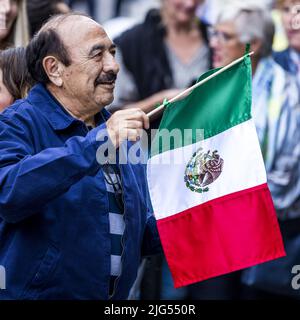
[0,13,161,300]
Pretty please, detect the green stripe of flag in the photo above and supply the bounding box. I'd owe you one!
[151,56,252,157]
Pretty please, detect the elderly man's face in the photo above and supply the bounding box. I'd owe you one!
[209,21,245,68]
[58,17,119,110]
[281,0,300,52]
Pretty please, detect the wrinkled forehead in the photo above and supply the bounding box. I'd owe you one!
[59,17,111,49]
[54,16,112,58]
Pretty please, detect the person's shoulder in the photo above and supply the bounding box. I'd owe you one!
[0,102,36,151]
[271,56,292,79]
[271,59,300,109]
[273,48,291,71]
[114,22,146,44]
[273,48,290,60]
[1,99,31,122]
[0,97,44,135]
[115,9,162,45]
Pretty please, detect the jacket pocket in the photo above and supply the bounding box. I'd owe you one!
[20,244,60,299]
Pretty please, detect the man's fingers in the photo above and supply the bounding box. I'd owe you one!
[126,128,141,142]
[107,108,149,148]
[127,109,149,130]
[122,109,149,129]
[125,120,144,129]
[141,112,150,130]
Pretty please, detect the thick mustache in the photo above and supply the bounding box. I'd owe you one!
[95,73,117,86]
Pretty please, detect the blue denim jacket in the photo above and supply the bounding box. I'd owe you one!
[0,84,160,300]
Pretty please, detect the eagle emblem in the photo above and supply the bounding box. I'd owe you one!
[184,148,224,193]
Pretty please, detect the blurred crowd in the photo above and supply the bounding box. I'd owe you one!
[1,0,300,300]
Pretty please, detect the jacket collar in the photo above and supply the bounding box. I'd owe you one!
[27,83,110,131]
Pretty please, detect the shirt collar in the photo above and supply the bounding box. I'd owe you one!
[289,48,300,71]
[27,83,110,130]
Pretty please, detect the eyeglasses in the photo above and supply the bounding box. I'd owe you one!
[282,4,300,15]
[208,27,237,43]
[102,163,124,212]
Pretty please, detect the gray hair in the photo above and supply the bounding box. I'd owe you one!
[218,6,275,57]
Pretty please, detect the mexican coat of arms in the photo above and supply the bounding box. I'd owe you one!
[184,148,224,193]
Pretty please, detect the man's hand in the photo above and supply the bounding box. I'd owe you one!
[106,108,150,148]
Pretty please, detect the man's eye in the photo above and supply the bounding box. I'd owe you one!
[111,50,116,57]
[93,51,103,58]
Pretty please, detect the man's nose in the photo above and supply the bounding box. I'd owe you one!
[103,53,119,75]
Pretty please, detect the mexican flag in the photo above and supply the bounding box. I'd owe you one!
[147,55,285,288]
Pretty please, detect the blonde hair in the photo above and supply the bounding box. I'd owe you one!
[14,0,30,47]
[1,0,30,49]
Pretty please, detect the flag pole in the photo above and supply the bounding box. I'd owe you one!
[147,51,254,118]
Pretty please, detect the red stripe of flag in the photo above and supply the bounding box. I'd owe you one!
[157,183,286,288]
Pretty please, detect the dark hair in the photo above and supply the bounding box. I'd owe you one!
[0,47,35,99]
[26,13,91,85]
[26,27,72,84]
[27,0,68,37]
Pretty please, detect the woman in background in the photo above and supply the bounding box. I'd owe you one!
[0,47,34,112]
[274,0,300,85]
[210,4,300,299]
[110,0,211,128]
[0,0,29,49]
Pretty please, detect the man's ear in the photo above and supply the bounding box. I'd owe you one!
[42,56,64,87]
